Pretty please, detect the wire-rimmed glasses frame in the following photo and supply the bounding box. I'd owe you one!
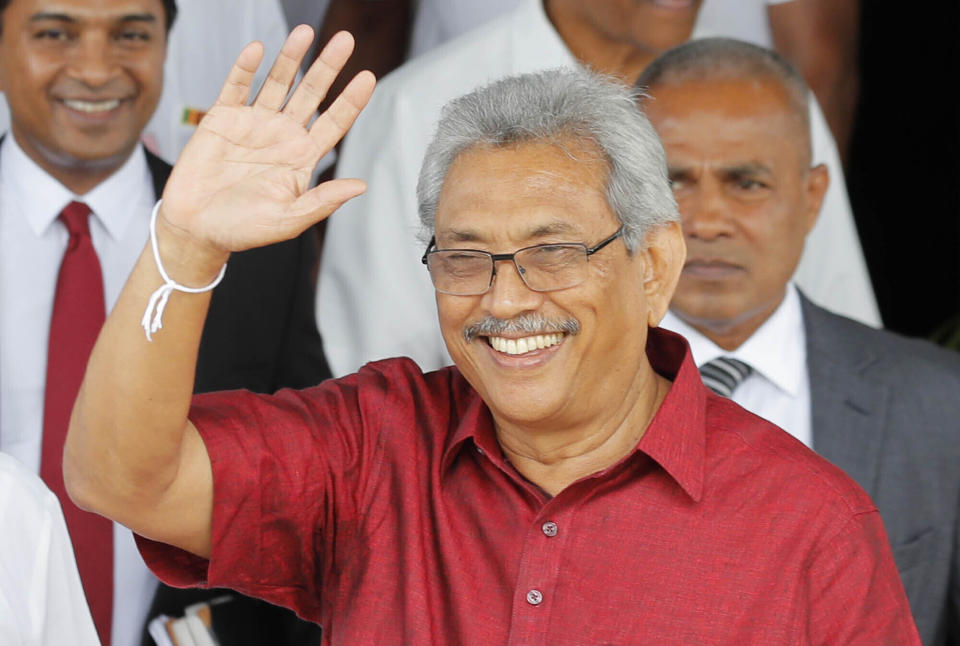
[420,226,625,296]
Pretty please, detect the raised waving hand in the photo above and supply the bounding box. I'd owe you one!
[160,26,375,254]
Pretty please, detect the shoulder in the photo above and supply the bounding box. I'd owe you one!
[704,398,878,516]
[804,299,960,387]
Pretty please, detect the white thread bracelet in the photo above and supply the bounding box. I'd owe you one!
[140,200,227,342]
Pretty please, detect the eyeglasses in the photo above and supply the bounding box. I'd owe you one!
[421,227,624,296]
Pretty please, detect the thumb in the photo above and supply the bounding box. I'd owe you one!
[288,177,367,225]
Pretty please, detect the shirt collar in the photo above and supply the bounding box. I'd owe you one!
[660,286,807,397]
[1,134,152,241]
[442,327,707,502]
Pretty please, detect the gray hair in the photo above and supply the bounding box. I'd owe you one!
[636,37,811,159]
[416,67,678,252]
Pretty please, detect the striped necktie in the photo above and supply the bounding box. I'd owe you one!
[699,357,753,398]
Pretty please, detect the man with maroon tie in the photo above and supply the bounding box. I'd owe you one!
[0,1,328,644]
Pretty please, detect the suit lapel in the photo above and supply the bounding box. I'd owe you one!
[803,295,890,495]
[143,147,172,199]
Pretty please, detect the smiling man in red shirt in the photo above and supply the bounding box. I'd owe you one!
[64,26,920,645]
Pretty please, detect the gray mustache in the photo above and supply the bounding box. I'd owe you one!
[463,313,580,342]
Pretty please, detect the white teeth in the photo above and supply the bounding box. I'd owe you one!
[488,333,563,355]
[63,99,121,113]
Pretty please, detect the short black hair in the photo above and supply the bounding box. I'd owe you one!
[0,0,178,34]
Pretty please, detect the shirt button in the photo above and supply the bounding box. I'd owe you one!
[541,521,558,537]
[476,446,484,455]
[526,589,543,606]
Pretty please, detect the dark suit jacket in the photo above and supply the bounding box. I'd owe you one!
[803,295,960,646]
[142,151,327,644]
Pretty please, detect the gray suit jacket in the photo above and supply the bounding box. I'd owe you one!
[803,295,960,645]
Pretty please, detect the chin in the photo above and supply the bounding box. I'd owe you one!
[482,381,569,426]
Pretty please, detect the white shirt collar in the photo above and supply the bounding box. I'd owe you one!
[1,134,151,241]
[661,285,807,397]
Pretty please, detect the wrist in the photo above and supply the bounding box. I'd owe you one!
[155,204,231,286]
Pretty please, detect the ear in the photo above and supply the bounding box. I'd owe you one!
[638,221,686,327]
[802,163,829,235]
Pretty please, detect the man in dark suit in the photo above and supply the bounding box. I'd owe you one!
[0,0,326,644]
[638,37,960,646]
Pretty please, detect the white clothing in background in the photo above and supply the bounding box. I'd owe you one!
[142,0,291,163]
[0,452,100,646]
[407,0,794,60]
[317,0,879,376]
[696,0,794,49]
[409,0,526,58]
[661,285,812,448]
[0,136,158,646]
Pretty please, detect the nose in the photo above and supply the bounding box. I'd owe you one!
[679,176,735,242]
[68,32,116,87]
[480,258,544,319]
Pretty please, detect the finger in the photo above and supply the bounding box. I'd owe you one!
[309,70,376,153]
[213,41,265,108]
[253,25,315,111]
[284,30,356,126]
[284,179,368,230]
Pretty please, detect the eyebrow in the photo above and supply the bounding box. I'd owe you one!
[29,12,158,25]
[719,162,772,178]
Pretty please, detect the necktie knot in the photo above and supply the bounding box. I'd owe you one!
[59,201,93,238]
[699,357,753,398]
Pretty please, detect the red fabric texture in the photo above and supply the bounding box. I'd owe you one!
[40,201,113,645]
[138,328,919,645]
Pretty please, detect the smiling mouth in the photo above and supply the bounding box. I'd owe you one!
[487,333,564,355]
[61,98,122,114]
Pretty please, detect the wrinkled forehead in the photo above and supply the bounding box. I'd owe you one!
[434,139,618,245]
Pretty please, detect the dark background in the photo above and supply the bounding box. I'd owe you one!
[849,4,960,338]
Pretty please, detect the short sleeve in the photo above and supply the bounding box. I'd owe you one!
[138,368,395,622]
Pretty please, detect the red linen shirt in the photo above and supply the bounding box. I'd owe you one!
[139,329,919,645]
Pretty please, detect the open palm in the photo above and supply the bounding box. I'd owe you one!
[160,27,375,253]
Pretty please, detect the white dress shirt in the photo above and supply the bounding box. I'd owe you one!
[660,285,812,448]
[317,0,879,377]
[0,452,100,646]
[0,135,159,646]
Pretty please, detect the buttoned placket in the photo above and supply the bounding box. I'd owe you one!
[504,492,578,645]
[465,435,637,645]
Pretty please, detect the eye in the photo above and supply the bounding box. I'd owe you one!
[522,245,582,271]
[432,252,489,277]
[33,28,70,41]
[667,174,690,192]
[116,29,152,43]
[736,178,767,190]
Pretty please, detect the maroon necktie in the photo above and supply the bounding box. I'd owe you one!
[40,201,113,645]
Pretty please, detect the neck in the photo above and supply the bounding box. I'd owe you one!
[545,0,664,83]
[676,294,784,351]
[11,131,132,195]
[493,362,671,496]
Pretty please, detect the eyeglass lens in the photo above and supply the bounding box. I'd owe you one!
[427,244,589,295]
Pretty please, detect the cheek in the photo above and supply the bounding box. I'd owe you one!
[436,295,474,344]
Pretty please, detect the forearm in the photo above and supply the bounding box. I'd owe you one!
[65,26,374,557]
[64,210,226,554]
